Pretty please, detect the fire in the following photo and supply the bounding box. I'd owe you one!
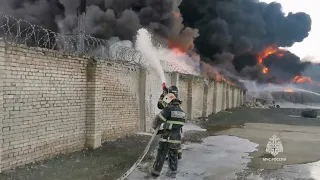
[262,67,268,74]
[171,47,185,56]
[168,40,237,86]
[284,89,294,93]
[257,46,286,74]
[215,73,223,82]
[291,75,312,84]
[173,12,181,18]
[168,40,187,56]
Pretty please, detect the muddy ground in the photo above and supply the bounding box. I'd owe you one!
[1,107,320,180]
[204,107,320,179]
[185,107,320,143]
[0,135,150,180]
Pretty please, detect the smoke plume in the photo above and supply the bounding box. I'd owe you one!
[179,0,312,81]
[0,0,65,32]
[0,0,314,87]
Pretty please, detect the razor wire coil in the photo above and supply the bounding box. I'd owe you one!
[0,12,143,65]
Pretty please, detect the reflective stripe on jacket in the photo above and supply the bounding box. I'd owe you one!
[158,101,186,144]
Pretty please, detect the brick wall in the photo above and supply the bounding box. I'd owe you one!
[98,61,141,141]
[1,45,88,170]
[144,70,165,132]
[0,42,5,170]
[0,43,244,171]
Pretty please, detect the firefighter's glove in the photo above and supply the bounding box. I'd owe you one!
[159,123,164,130]
[157,130,164,135]
[162,122,171,130]
[163,87,168,95]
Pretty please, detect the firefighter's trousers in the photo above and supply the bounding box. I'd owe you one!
[152,142,179,175]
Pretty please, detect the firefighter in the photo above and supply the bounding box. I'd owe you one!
[151,93,186,178]
[157,85,183,160]
[157,85,179,109]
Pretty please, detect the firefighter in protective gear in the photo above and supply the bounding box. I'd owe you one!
[151,93,186,178]
[157,85,179,109]
[157,85,183,160]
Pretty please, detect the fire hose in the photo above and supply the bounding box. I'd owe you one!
[115,127,159,180]
[116,83,167,180]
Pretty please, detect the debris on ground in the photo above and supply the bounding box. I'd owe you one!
[243,101,269,109]
[301,109,318,118]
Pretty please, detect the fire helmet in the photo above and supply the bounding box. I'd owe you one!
[168,85,179,98]
[163,93,176,105]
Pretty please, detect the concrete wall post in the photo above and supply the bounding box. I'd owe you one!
[171,72,179,87]
[225,83,229,109]
[221,82,226,110]
[186,75,193,121]
[212,81,218,113]
[202,78,209,118]
[139,69,147,132]
[85,60,102,149]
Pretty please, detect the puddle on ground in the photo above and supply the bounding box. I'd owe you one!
[128,135,259,180]
[129,124,320,180]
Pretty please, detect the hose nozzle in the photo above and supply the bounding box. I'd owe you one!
[162,82,168,94]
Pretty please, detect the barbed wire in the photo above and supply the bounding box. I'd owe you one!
[0,12,143,65]
[0,12,241,86]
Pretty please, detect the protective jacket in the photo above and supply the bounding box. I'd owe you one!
[151,98,185,177]
[157,93,165,110]
[153,99,186,146]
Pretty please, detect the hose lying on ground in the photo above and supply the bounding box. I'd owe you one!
[116,127,159,180]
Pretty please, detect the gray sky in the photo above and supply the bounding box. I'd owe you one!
[262,0,318,62]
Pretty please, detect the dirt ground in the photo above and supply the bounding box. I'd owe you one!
[205,107,320,129]
[1,107,320,180]
[0,135,150,180]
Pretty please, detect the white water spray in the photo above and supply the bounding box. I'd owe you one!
[260,84,320,97]
[135,28,166,84]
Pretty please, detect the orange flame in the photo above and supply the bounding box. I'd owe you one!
[215,73,223,82]
[173,12,181,18]
[257,46,286,74]
[284,89,294,93]
[291,75,312,84]
[168,40,187,56]
[262,67,269,74]
[171,47,185,56]
[168,40,237,86]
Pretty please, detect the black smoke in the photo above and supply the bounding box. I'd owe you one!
[233,50,311,82]
[264,52,311,80]
[57,0,199,43]
[0,0,65,49]
[0,0,65,31]
[179,0,312,82]
[0,0,199,45]
[0,0,314,84]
